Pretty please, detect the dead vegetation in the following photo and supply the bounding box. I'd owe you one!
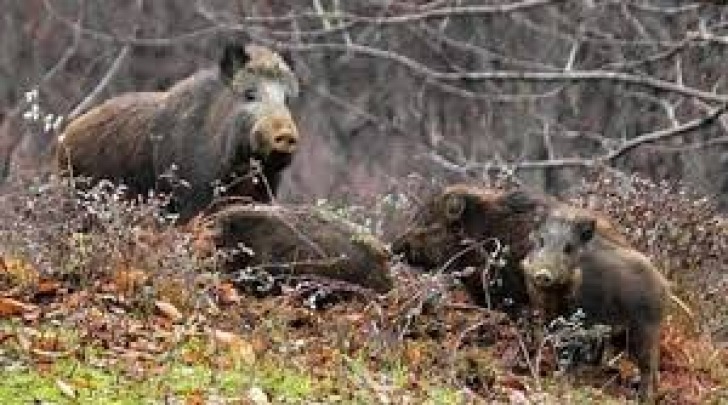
[0,172,725,403]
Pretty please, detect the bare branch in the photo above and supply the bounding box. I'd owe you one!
[66,0,144,121]
[427,103,728,173]
[45,0,556,46]
[0,1,86,181]
[66,46,131,122]
[602,102,728,162]
[260,41,728,103]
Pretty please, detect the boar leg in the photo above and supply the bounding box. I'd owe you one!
[630,324,660,404]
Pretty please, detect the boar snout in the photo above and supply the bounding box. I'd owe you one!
[253,113,299,155]
[272,132,297,152]
[533,268,555,287]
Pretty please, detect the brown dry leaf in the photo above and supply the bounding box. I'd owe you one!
[403,343,424,368]
[499,374,527,392]
[251,334,269,356]
[189,221,217,257]
[116,348,156,362]
[156,277,192,310]
[182,348,206,365]
[0,331,13,345]
[212,329,237,345]
[212,329,256,366]
[155,301,183,322]
[113,267,148,295]
[36,279,62,296]
[0,297,37,317]
[185,389,206,405]
[31,347,73,362]
[617,357,639,381]
[56,379,77,399]
[0,257,40,287]
[21,308,42,322]
[342,313,365,325]
[65,291,90,310]
[216,283,241,305]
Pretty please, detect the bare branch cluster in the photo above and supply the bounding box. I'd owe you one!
[0,0,726,206]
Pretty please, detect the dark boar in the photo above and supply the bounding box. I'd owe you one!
[521,208,688,403]
[391,184,557,314]
[201,203,393,295]
[391,185,629,316]
[56,44,300,222]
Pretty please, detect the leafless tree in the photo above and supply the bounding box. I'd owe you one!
[1,0,726,207]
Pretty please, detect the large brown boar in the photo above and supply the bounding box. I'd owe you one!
[521,208,689,404]
[56,43,300,222]
[391,185,555,315]
[200,203,393,295]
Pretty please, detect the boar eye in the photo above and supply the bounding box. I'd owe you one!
[243,88,258,102]
[563,243,574,254]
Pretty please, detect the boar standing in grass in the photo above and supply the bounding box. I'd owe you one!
[521,208,690,404]
[201,203,393,296]
[391,184,556,315]
[56,43,300,222]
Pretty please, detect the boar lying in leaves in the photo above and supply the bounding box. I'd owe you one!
[521,207,692,404]
[57,43,300,222]
[199,203,393,297]
[391,185,557,315]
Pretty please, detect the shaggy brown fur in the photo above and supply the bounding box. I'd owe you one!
[391,184,628,316]
[521,208,671,404]
[56,44,300,222]
[200,203,393,294]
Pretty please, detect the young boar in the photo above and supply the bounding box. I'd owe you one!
[521,208,675,403]
[200,203,393,295]
[57,43,300,222]
[391,185,631,317]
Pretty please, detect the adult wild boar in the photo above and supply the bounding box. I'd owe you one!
[56,43,300,221]
[521,208,691,403]
[391,185,554,314]
[200,203,393,295]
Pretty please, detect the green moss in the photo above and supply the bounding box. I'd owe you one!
[0,369,67,404]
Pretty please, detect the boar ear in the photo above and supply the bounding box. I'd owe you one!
[575,217,596,243]
[220,44,250,82]
[444,194,466,222]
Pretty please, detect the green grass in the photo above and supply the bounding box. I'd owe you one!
[0,350,465,404]
[0,357,317,404]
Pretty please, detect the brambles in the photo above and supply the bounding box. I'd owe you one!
[0,174,218,312]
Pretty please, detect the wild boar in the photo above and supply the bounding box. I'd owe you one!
[56,43,300,222]
[391,184,630,318]
[200,202,393,295]
[391,184,558,315]
[521,208,689,403]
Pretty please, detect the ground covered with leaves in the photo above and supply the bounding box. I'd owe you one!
[0,174,726,404]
